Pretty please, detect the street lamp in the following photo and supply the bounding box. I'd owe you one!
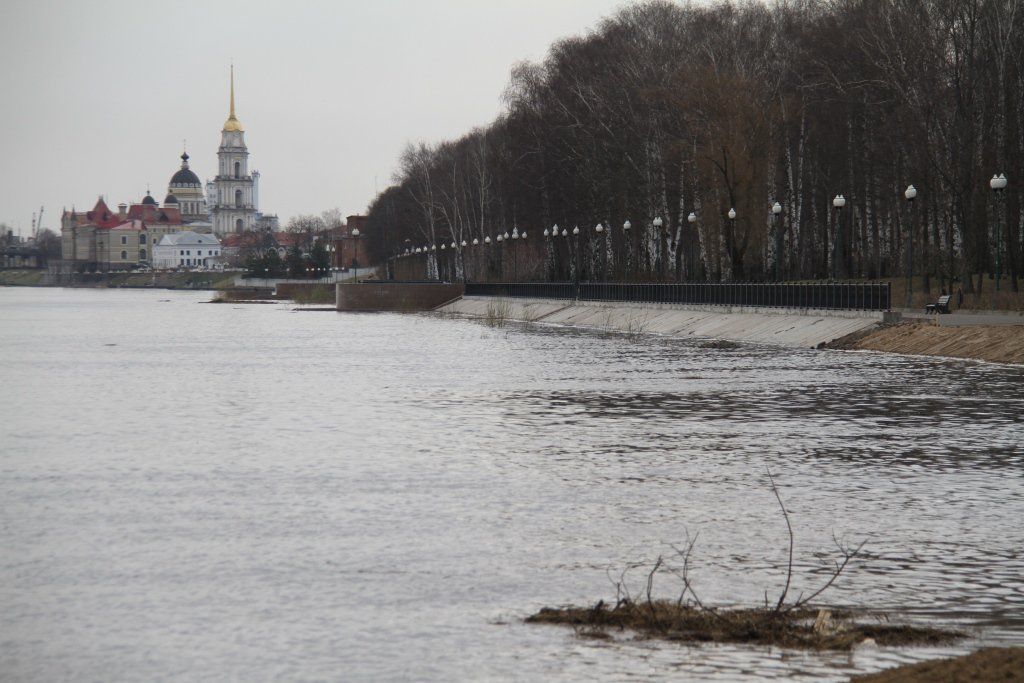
[623,219,632,280]
[653,216,665,280]
[511,227,519,281]
[904,185,917,307]
[771,202,783,281]
[545,226,555,281]
[484,236,492,280]
[990,174,1008,291]
[351,226,360,283]
[595,222,606,281]
[687,212,697,282]
[831,195,845,280]
[572,226,580,286]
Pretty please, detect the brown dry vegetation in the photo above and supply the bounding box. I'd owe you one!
[527,603,958,651]
[852,647,1024,682]
[527,467,963,651]
[828,322,1024,364]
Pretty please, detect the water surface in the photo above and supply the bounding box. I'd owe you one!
[1,287,1022,681]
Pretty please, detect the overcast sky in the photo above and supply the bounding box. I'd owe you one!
[0,0,635,233]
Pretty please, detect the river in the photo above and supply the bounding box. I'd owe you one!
[1,287,1022,681]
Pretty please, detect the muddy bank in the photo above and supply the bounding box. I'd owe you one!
[527,602,958,650]
[851,647,1024,682]
[827,322,1024,364]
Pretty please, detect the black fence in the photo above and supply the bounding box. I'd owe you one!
[464,281,891,311]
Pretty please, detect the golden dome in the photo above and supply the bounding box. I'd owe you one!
[222,65,244,132]
[223,114,244,133]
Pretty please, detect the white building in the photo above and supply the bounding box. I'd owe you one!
[153,231,223,269]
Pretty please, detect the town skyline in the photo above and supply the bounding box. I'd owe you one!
[0,0,626,234]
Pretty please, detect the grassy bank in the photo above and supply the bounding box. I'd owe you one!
[0,269,237,290]
[827,322,1024,364]
[0,270,45,286]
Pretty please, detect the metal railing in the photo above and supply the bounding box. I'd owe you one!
[464,281,891,311]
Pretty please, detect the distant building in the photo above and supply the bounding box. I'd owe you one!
[61,196,186,270]
[254,213,279,232]
[152,231,223,269]
[1,231,40,268]
[166,151,208,223]
[220,230,280,265]
[59,64,274,264]
[332,215,368,269]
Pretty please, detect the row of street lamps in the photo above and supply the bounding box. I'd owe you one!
[394,173,1010,290]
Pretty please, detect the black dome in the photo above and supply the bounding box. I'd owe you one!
[170,168,201,187]
[164,193,179,204]
[141,192,157,205]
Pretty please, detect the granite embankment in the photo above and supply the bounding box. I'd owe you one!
[437,296,883,349]
[826,321,1024,364]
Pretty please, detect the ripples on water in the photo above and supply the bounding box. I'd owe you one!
[1,288,1022,681]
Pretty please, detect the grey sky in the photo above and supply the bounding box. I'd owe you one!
[0,0,629,233]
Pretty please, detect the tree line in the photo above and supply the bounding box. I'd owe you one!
[364,0,1023,295]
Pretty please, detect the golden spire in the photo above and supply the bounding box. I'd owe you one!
[223,64,244,132]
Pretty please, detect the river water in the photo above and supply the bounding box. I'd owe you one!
[1,287,1022,681]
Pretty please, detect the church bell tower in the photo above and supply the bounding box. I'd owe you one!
[211,66,257,235]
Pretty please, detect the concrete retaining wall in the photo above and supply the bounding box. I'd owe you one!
[437,296,882,348]
[337,282,464,311]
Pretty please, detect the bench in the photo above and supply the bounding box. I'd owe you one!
[925,294,952,314]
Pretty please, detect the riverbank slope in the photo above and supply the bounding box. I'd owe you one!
[438,296,883,348]
[827,322,1024,364]
[851,647,1024,682]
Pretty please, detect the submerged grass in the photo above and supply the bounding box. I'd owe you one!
[527,602,960,650]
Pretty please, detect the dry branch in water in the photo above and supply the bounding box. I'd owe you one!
[526,467,961,650]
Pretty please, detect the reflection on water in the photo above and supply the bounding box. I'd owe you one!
[1,288,1022,681]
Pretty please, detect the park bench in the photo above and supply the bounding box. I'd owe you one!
[925,294,952,314]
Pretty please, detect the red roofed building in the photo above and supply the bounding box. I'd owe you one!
[61,194,189,270]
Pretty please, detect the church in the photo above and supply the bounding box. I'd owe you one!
[61,67,277,269]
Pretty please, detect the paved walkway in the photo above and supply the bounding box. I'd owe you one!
[899,310,1024,327]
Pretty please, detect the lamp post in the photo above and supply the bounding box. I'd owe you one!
[904,185,917,306]
[687,212,696,281]
[653,216,665,280]
[543,228,552,281]
[520,230,527,281]
[571,226,581,287]
[771,202,783,281]
[990,174,1008,291]
[351,227,360,283]
[497,233,504,281]
[595,222,606,281]
[511,226,520,280]
[727,208,736,281]
[623,219,632,280]
[831,195,845,280]
[484,235,492,280]
[471,237,479,282]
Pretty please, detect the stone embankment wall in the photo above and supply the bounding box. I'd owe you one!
[337,283,464,311]
[437,296,882,349]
